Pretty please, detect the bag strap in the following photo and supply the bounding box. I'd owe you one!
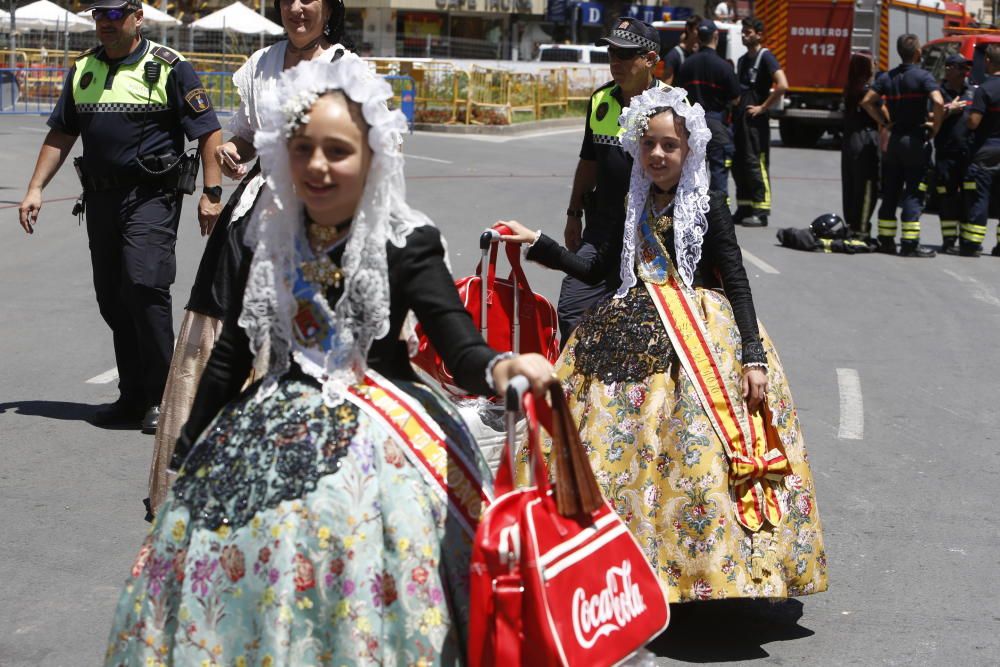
[494,385,603,518]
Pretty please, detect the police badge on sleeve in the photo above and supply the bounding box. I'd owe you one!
[185,88,211,112]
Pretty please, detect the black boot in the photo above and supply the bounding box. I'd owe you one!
[899,243,937,258]
[991,245,1000,257]
[732,206,751,224]
[741,214,768,228]
[91,398,145,428]
[959,243,982,257]
[876,237,897,254]
[941,237,959,255]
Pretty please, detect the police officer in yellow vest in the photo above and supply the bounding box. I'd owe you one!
[560,17,667,339]
[17,0,223,432]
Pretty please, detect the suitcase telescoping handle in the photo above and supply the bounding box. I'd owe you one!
[478,226,521,354]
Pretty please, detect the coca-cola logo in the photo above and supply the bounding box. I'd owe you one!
[571,560,647,648]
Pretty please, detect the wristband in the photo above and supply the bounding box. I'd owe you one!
[203,185,223,198]
[566,208,583,219]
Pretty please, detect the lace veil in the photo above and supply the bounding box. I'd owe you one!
[238,55,432,402]
[617,86,712,294]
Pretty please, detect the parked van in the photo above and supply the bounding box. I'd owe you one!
[537,44,609,65]
[650,20,746,79]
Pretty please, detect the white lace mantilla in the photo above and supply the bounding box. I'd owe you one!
[238,54,432,404]
[616,86,712,295]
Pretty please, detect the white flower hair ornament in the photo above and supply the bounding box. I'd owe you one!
[616,86,712,295]
[239,55,432,403]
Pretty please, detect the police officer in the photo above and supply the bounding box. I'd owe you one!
[861,33,944,257]
[963,43,1000,258]
[733,17,787,228]
[559,18,667,339]
[934,54,975,254]
[17,0,223,431]
[662,14,700,86]
[676,19,740,198]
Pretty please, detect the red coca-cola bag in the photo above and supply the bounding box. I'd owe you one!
[412,225,559,397]
[468,381,670,667]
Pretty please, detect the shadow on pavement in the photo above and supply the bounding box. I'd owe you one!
[648,598,813,662]
[0,400,96,423]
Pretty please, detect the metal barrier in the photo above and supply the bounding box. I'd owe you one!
[0,63,591,125]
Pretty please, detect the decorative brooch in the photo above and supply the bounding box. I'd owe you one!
[301,254,344,289]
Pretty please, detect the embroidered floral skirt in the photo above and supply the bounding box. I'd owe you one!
[519,285,828,603]
[107,376,489,666]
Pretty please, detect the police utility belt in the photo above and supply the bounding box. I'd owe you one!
[73,152,199,194]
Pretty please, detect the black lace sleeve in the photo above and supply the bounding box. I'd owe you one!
[525,233,618,286]
[699,192,766,365]
[171,221,255,468]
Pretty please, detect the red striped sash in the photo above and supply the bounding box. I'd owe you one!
[645,270,788,532]
[346,370,491,538]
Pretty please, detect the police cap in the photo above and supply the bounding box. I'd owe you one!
[596,17,660,53]
[88,0,140,10]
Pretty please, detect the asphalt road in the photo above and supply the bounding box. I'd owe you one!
[1,113,999,666]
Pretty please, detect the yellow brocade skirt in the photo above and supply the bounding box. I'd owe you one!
[517,285,828,603]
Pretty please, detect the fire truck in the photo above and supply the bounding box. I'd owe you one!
[757,0,972,147]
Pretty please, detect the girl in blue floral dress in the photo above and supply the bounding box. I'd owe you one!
[104,56,553,666]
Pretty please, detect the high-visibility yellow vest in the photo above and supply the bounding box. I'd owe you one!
[72,40,182,115]
[588,80,669,146]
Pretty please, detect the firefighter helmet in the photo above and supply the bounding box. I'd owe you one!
[810,213,847,239]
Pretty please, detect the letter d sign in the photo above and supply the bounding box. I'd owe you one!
[587,7,601,24]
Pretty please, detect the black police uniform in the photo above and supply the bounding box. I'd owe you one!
[963,74,1000,255]
[676,47,740,196]
[557,77,666,339]
[733,47,780,222]
[841,84,881,237]
[934,79,975,249]
[48,37,220,412]
[872,63,939,251]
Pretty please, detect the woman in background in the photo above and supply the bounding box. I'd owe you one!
[841,51,882,239]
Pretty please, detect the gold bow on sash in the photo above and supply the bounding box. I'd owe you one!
[639,219,789,533]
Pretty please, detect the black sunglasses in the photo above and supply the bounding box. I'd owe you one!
[92,8,134,21]
[608,46,645,61]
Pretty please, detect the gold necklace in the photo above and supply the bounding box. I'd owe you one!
[306,219,350,252]
[300,254,344,289]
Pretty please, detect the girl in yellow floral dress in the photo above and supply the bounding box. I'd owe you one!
[500,86,827,603]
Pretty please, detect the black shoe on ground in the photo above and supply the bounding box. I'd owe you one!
[741,214,768,228]
[941,239,959,255]
[732,206,751,223]
[875,237,897,254]
[991,245,1000,257]
[899,244,937,258]
[959,245,982,257]
[141,406,160,435]
[91,399,145,428]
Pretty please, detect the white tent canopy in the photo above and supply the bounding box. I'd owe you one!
[78,3,182,28]
[190,2,283,35]
[8,0,95,33]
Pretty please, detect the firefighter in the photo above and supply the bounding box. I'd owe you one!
[662,14,700,86]
[963,43,1000,258]
[676,19,740,197]
[933,54,975,254]
[861,33,944,257]
[733,17,788,227]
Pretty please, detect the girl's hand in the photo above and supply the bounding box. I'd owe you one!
[216,142,247,180]
[742,367,768,414]
[491,353,556,397]
[495,220,540,245]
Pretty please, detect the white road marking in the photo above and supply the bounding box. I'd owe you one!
[17,126,48,133]
[942,269,1000,309]
[85,367,119,384]
[405,153,453,164]
[414,127,581,143]
[836,368,864,440]
[741,249,780,274]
